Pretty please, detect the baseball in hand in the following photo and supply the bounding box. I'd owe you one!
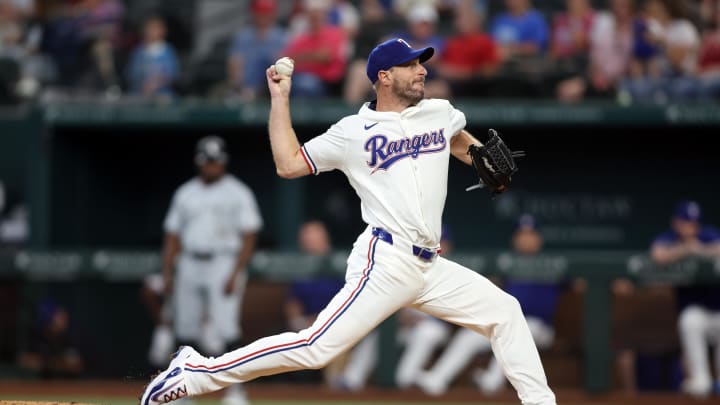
[274,57,294,76]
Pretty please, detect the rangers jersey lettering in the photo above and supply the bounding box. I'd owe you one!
[301,99,466,247]
[365,129,447,172]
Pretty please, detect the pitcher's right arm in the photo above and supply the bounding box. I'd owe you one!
[266,65,311,179]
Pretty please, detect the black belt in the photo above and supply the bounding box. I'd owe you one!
[371,228,439,261]
[189,252,214,261]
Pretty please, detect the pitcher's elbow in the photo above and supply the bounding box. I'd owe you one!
[276,167,292,178]
[276,166,301,179]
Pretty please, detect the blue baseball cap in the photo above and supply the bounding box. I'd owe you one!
[366,38,434,83]
[515,214,540,232]
[674,200,701,222]
[37,298,60,328]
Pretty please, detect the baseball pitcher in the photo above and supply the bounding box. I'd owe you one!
[142,38,556,405]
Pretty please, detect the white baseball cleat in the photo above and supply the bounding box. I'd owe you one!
[220,384,249,405]
[140,346,199,405]
[415,371,448,396]
[681,377,712,398]
[472,367,506,395]
[148,325,175,368]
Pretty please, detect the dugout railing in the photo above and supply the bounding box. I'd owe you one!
[0,248,718,392]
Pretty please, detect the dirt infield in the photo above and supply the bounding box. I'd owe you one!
[0,379,716,404]
[0,402,96,405]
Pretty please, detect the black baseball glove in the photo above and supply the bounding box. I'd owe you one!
[466,129,525,196]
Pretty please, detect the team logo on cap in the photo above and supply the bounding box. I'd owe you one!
[365,129,446,172]
[205,140,221,155]
[397,38,412,48]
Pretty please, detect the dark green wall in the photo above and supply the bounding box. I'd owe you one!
[46,124,720,251]
[2,105,719,251]
[0,114,30,215]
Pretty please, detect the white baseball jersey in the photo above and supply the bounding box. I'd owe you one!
[164,174,260,347]
[164,175,263,254]
[300,99,466,248]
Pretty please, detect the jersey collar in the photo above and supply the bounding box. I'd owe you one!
[359,99,426,120]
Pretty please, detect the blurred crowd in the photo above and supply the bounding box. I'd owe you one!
[1,0,719,105]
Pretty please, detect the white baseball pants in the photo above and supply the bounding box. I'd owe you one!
[678,305,720,394]
[182,227,556,405]
[174,254,247,348]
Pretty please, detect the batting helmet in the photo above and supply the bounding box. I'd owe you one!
[195,135,229,165]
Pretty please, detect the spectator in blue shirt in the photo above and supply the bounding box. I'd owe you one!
[17,298,85,378]
[650,200,720,398]
[489,0,549,60]
[125,15,179,100]
[226,0,287,101]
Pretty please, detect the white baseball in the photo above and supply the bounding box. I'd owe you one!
[274,57,294,76]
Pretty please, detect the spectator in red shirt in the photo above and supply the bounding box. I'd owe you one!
[551,0,595,59]
[438,4,500,98]
[549,0,595,100]
[283,0,349,98]
[555,0,637,102]
[699,29,720,75]
[698,0,720,99]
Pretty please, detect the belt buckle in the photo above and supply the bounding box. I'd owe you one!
[192,252,213,260]
[413,246,436,261]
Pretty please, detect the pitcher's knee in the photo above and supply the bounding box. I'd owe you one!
[502,293,523,316]
[303,354,333,370]
[491,293,524,329]
[303,344,341,370]
[679,306,707,334]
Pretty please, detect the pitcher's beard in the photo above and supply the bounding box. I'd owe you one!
[392,80,425,106]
